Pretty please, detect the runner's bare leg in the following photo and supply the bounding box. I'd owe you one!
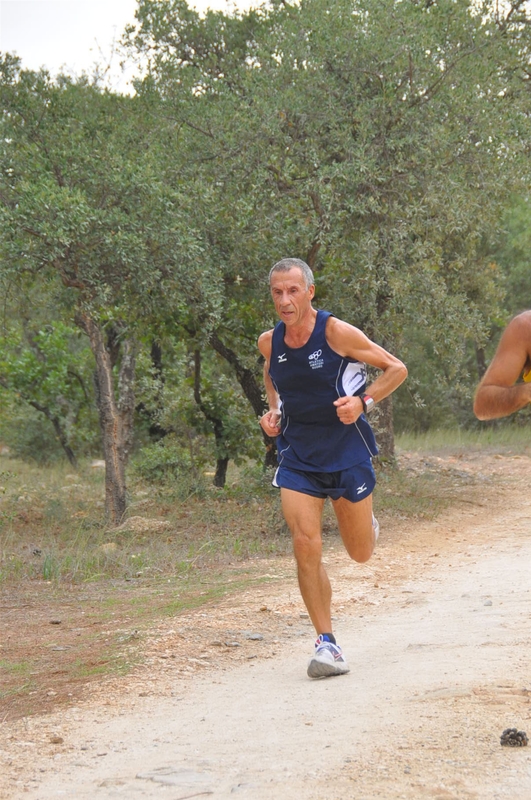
[280,489,331,635]
[332,494,376,563]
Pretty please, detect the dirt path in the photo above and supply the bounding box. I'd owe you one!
[2,452,531,799]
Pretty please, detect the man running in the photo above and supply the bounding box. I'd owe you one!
[258,257,407,679]
[474,310,531,420]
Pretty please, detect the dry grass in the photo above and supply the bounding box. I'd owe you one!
[0,458,290,586]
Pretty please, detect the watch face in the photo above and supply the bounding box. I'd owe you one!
[363,395,374,413]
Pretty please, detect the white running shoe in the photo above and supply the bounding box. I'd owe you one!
[307,635,350,679]
[373,514,380,541]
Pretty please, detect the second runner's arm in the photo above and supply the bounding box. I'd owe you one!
[473,313,531,420]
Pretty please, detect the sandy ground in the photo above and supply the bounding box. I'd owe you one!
[2,451,531,799]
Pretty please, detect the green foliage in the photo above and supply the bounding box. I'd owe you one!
[493,196,531,317]
[0,56,229,487]
[131,436,202,483]
[134,338,264,467]
[127,0,531,431]
[3,0,531,470]
[0,59,224,328]
[0,401,68,464]
[0,319,99,462]
[189,353,265,464]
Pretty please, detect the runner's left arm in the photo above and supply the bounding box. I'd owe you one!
[326,318,408,425]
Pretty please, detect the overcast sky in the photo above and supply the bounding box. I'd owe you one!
[0,0,256,92]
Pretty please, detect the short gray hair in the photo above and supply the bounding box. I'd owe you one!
[269,258,314,289]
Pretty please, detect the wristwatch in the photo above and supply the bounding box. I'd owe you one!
[361,394,375,414]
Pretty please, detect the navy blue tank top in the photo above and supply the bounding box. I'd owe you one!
[268,310,378,471]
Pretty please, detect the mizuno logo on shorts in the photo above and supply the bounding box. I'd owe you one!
[356,483,367,495]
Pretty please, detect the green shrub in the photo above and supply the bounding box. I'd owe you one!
[0,405,65,465]
[131,437,208,499]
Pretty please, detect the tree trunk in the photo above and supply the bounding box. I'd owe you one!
[214,456,229,488]
[148,340,167,439]
[373,394,395,463]
[209,330,277,468]
[194,349,230,488]
[0,375,79,468]
[475,344,487,380]
[29,401,78,468]
[136,340,168,440]
[76,312,136,524]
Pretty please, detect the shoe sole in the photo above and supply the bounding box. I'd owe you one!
[307,658,350,679]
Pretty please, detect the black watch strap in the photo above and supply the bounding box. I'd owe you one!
[361,394,375,414]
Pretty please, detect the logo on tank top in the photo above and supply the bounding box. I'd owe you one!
[277,353,287,363]
[308,349,324,369]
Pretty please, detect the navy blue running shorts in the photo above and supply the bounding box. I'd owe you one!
[272,459,376,503]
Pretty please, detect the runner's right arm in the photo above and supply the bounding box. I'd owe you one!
[258,330,282,436]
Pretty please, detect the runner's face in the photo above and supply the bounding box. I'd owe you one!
[270,268,315,327]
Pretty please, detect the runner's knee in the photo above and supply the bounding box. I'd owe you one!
[343,532,374,563]
[349,545,374,564]
[291,530,322,566]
